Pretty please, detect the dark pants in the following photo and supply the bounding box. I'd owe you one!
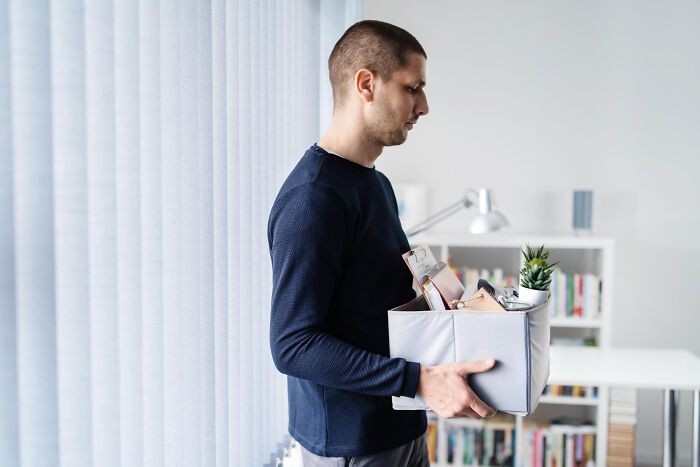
[299,433,430,467]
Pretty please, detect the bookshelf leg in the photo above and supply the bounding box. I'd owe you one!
[693,390,699,467]
[663,389,678,467]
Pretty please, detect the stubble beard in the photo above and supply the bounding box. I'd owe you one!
[365,98,407,147]
[364,125,406,147]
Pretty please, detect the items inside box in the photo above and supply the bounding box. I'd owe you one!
[403,244,543,312]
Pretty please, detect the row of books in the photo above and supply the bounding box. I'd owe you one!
[449,264,602,321]
[521,424,597,467]
[447,426,514,466]
[544,384,599,399]
[427,418,597,466]
[550,269,601,320]
[607,388,637,467]
[427,419,515,466]
[451,266,517,289]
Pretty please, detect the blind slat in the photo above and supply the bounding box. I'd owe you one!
[50,1,92,465]
[197,2,216,467]
[85,1,120,464]
[139,0,164,465]
[10,0,60,465]
[114,1,143,464]
[160,0,184,465]
[0,0,18,463]
[211,1,229,466]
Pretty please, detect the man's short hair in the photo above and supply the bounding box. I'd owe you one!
[328,20,426,107]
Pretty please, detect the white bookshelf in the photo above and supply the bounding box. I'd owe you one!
[411,233,614,467]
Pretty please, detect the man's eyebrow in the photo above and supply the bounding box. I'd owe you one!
[413,79,426,87]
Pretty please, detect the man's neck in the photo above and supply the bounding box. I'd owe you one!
[318,113,383,168]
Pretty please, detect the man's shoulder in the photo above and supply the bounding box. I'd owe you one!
[267,181,353,249]
[374,168,392,186]
[273,180,347,212]
[273,145,362,211]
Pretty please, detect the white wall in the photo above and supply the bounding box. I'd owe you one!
[363,1,700,464]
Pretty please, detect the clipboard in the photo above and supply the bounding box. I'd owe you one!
[421,262,465,310]
[403,245,465,309]
[402,245,438,293]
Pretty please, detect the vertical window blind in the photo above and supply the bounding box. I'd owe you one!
[0,1,360,466]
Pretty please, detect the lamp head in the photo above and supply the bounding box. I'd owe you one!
[468,188,509,234]
[403,187,508,237]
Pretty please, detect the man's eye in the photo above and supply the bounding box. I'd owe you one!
[407,86,418,94]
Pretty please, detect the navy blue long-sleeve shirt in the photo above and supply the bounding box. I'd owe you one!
[268,144,427,457]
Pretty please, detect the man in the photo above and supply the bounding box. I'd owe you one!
[268,20,496,466]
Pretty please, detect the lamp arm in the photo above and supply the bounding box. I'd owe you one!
[405,194,475,238]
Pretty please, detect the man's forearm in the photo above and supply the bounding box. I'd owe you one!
[271,327,419,398]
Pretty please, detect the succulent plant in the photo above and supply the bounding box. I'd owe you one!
[520,244,558,291]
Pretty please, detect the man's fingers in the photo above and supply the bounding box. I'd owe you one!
[456,358,496,376]
[426,359,498,420]
[469,391,496,418]
[451,399,496,420]
[455,407,481,419]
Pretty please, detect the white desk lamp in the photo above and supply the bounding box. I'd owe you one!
[405,188,509,238]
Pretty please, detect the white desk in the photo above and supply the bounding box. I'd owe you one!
[549,346,700,467]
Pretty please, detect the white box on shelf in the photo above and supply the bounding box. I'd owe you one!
[388,295,550,416]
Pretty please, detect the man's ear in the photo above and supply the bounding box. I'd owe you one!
[354,68,374,103]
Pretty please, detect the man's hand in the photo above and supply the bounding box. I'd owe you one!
[416,359,497,419]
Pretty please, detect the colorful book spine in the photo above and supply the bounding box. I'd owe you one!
[567,274,574,317]
[544,384,599,399]
[574,274,583,317]
[533,429,542,467]
[483,428,492,465]
[557,269,567,318]
[549,268,602,320]
[427,421,437,462]
[447,428,458,464]
[462,428,471,465]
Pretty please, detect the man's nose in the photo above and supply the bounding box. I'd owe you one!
[415,91,429,117]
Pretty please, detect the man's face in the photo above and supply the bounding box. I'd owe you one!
[365,52,429,147]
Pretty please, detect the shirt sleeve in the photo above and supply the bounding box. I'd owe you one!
[268,182,420,398]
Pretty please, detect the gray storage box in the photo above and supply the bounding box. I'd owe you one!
[388,294,550,415]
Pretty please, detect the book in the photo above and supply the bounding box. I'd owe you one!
[568,274,574,317]
[422,278,447,311]
[608,441,635,457]
[574,273,583,317]
[425,262,465,305]
[608,424,635,435]
[427,422,438,462]
[609,414,638,425]
[584,434,595,466]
